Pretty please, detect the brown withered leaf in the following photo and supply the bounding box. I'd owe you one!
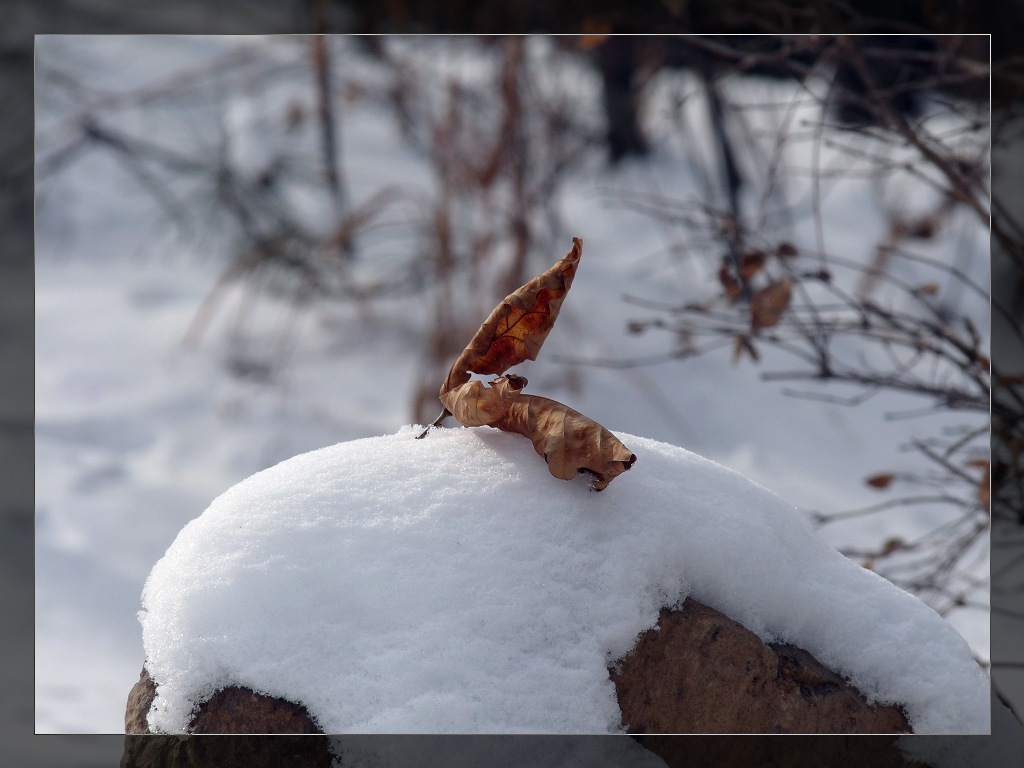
[880,537,903,556]
[495,394,636,491]
[966,459,990,513]
[750,278,792,332]
[719,266,743,303]
[444,374,527,427]
[776,242,799,259]
[889,214,938,242]
[738,250,767,280]
[908,215,938,240]
[866,473,895,490]
[440,237,582,397]
[427,236,636,491]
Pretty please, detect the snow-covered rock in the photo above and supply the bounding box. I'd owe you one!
[611,598,910,733]
[137,426,989,734]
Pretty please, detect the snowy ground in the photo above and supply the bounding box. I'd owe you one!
[35,36,991,733]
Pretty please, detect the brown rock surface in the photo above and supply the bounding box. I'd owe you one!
[125,667,158,735]
[123,667,332,767]
[125,666,321,735]
[610,597,911,734]
[190,683,323,734]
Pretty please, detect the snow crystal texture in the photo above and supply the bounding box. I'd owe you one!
[140,427,989,734]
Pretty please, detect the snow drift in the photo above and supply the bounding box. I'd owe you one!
[139,426,989,734]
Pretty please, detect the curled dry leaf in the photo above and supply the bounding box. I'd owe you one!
[495,395,636,491]
[426,236,636,491]
[750,278,792,332]
[441,237,582,395]
[445,374,527,427]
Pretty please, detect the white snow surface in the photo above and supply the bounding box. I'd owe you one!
[140,425,988,734]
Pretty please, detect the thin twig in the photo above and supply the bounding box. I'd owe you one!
[416,408,451,439]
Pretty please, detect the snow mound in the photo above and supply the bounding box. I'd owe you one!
[139,426,989,734]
